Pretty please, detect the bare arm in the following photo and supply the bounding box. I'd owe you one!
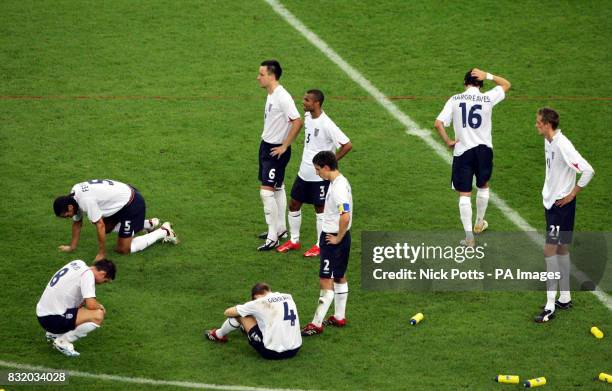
[326,212,350,245]
[59,219,83,252]
[270,118,303,157]
[434,119,456,149]
[94,219,106,261]
[224,306,239,318]
[471,68,511,92]
[84,297,105,313]
[336,141,353,161]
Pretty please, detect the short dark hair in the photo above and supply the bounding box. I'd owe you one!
[93,259,117,280]
[464,69,484,88]
[251,282,271,299]
[53,194,77,216]
[312,150,338,171]
[307,89,325,106]
[260,60,282,80]
[537,107,560,129]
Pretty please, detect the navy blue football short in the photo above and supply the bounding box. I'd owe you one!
[115,188,146,238]
[258,141,291,188]
[545,198,576,244]
[247,325,300,360]
[319,230,351,279]
[37,307,78,334]
[451,144,493,192]
[290,176,329,206]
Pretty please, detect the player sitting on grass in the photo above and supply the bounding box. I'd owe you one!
[205,282,302,360]
[36,259,116,357]
[54,179,178,261]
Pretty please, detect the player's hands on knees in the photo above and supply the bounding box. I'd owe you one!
[98,304,106,314]
[471,68,486,81]
[270,145,287,158]
[58,245,74,253]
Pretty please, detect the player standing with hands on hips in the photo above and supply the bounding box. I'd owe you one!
[534,108,594,323]
[434,68,511,246]
[256,60,303,251]
[301,151,352,336]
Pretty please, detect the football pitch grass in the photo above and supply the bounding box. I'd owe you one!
[1,1,611,390]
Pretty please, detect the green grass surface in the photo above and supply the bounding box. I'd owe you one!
[0,0,610,390]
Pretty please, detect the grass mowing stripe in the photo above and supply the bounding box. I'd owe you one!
[265,0,612,311]
[0,359,319,391]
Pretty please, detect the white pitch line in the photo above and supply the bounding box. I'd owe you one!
[0,359,317,391]
[265,0,612,311]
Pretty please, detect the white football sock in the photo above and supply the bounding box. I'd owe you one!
[459,196,474,240]
[260,189,278,241]
[288,210,301,242]
[63,322,99,343]
[274,185,287,234]
[545,255,559,311]
[476,188,490,224]
[557,253,571,303]
[333,282,349,320]
[315,213,324,246]
[130,229,166,253]
[216,318,240,338]
[312,289,334,327]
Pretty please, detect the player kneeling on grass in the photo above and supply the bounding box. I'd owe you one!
[53,179,178,261]
[36,259,116,357]
[301,151,352,336]
[205,282,302,360]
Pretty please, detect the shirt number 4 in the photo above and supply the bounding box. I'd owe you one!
[283,302,296,326]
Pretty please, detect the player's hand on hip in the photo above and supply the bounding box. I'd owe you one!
[445,139,457,149]
[58,245,74,253]
[555,193,575,207]
[471,68,486,81]
[326,234,340,245]
[270,145,287,158]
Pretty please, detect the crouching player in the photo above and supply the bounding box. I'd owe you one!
[36,259,116,357]
[205,283,302,360]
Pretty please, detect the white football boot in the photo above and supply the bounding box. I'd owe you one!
[145,218,161,233]
[161,222,179,244]
[473,219,488,234]
[53,337,80,357]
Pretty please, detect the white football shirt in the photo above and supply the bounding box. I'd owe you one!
[299,111,350,182]
[542,130,594,209]
[71,179,132,223]
[436,86,505,156]
[261,85,301,145]
[236,292,302,352]
[36,260,96,317]
[322,174,352,233]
